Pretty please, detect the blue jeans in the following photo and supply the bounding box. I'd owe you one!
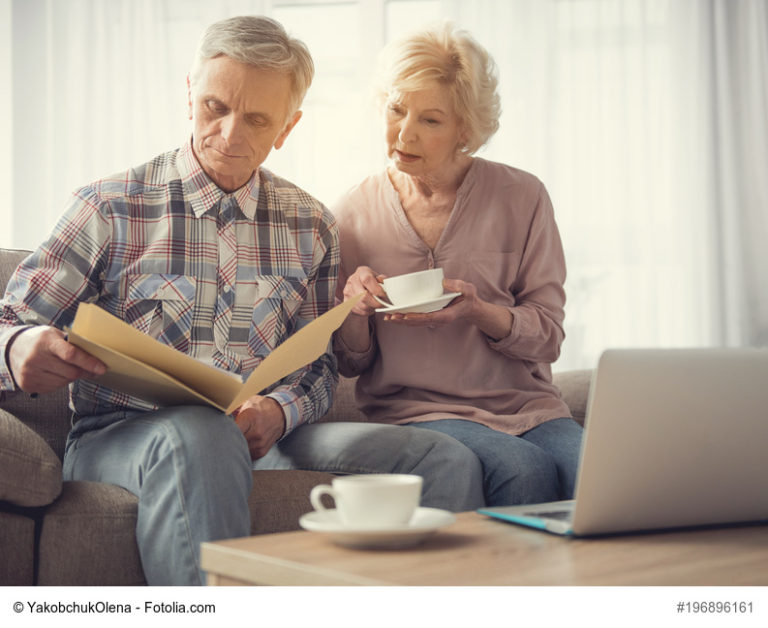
[252,421,484,512]
[412,417,583,506]
[63,406,484,585]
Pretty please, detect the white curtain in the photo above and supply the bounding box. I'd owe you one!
[6,0,270,250]
[709,0,768,347]
[4,0,767,369]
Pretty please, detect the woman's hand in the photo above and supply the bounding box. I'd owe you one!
[336,266,389,354]
[342,266,389,317]
[383,278,513,341]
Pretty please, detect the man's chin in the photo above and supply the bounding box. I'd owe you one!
[210,167,255,192]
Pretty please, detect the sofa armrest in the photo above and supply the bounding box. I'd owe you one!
[0,389,71,461]
[553,369,593,426]
[0,410,63,507]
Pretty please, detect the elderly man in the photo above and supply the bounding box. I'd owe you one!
[0,16,483,585]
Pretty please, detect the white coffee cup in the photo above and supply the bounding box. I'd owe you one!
[381,268,444,306]
[309,473,423,528]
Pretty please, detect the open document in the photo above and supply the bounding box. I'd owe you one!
[66,294,362,415]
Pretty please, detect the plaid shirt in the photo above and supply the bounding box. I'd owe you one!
[0,141,340,434]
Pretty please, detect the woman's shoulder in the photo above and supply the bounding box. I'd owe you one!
[471,157,545,190]
[330,170,390,218]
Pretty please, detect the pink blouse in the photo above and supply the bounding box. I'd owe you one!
[331,158,571,435]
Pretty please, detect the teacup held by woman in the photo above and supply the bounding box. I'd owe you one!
[378,268,444,307]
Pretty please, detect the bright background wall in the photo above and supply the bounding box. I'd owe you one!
[2,0,767,371]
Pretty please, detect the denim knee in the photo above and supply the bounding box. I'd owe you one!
[423,430,483,477]
[487,448,559,506]
[150,407,253,491]
[172,407,248,456]
[407,429,485,511]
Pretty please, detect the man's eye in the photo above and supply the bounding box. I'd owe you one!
[207,101,227,114]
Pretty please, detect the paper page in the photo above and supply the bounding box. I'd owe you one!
[225,293,363,413]
[68,303,244,409]
[66,332,231,410]
[68,294,363,413]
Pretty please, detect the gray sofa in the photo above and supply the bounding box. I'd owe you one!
[0,247,591,585]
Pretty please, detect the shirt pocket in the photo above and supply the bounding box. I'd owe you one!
[124,273,197,352]
[241,274,309,357]
[465,251,521,305]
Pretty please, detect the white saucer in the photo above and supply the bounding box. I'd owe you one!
[375,292,462,314]
[299,507,456,549]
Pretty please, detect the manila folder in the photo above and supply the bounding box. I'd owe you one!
[67,294,362,414]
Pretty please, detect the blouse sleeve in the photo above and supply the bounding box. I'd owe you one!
[332,318,378,377]
[488,182,566,363]
[331,260,379,376]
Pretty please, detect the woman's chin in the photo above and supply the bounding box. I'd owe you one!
[391,158,423,175]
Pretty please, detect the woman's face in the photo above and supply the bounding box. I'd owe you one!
[385,84,467,179]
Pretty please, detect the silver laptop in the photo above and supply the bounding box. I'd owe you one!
[478,348,768,536]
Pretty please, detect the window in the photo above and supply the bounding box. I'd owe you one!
[5,0,738,369]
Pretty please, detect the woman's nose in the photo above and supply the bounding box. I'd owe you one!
[398,116,416,144]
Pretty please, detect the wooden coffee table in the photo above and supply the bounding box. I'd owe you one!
[200,511,768,586]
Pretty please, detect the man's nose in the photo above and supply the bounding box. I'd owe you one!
[220,114,244,144]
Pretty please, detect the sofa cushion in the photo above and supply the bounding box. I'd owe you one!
[0,248,30,294]
[36,471,337,585]
[0,511,35,585]
[37,481,146,586]
[249,469,336,535]
[0,390,72,461]
[321,376,368,422]
[553,369,592,425]
[0,410,63,507]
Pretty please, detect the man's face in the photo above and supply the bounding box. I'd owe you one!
[188,55,301,192]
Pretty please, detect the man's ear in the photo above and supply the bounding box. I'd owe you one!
[274,110,303,150]
[186,74,193,120]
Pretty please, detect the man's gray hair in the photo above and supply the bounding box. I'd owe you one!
[190,16,314,114]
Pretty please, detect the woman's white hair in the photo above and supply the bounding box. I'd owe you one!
[189,16,314,115]
[376,22,501,155]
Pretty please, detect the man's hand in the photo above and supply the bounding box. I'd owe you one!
[233,396,286,460]
[8,325,107,394]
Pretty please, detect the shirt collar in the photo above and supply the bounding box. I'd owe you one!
[177,139,260,220]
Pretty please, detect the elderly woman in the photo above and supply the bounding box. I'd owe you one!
[332,23,583,506]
